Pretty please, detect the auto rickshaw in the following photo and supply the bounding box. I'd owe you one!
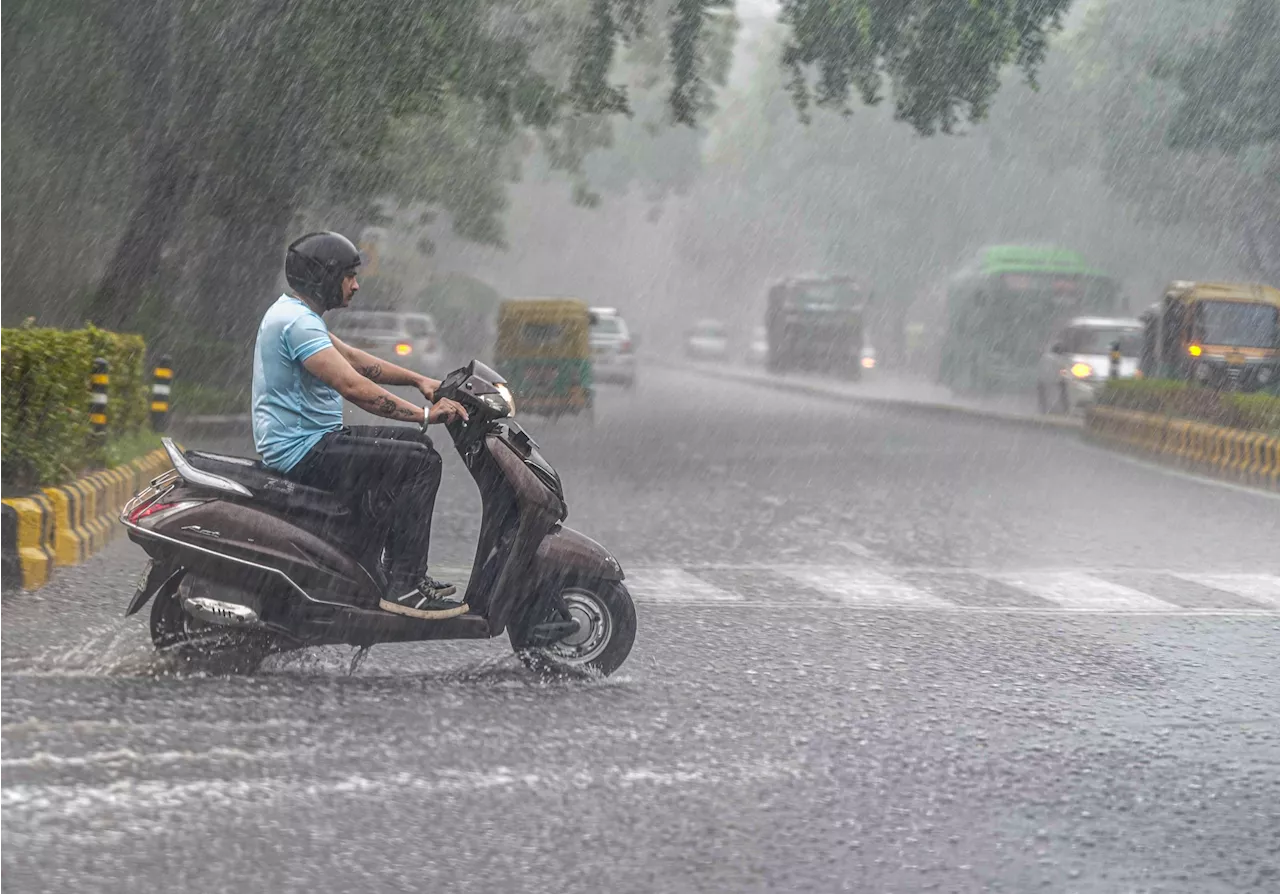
[495,299,594,419]
[1139,281,1280,391]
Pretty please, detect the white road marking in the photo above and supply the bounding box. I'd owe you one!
[1075,440,1280,503]
[1,760,801,821]
[1175,573,1280,608]
[837,540,877,560]
[775,565,950,607]
[625,568,743,602]
[989,571,1174,612]
[1,746,305,769]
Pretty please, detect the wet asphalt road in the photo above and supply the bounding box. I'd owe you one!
[4,365,1279,893]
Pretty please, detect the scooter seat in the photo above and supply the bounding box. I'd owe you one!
[185,450,351,519]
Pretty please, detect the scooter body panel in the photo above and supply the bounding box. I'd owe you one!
[136,493,382,607]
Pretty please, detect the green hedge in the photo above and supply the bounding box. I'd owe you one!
[1097,379,1280,436]
[2,323,149,487]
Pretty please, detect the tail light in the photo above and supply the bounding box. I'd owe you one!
[128,500,202,525]
[426,338,438,353]
[395,343,412,356]
[620,339,632,353]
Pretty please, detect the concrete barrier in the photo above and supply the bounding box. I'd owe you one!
[1086,406,1279,492]
[1,449,173,590]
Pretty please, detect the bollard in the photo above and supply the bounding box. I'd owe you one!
[90,357,109,436]
[150,354,173,432]
[1109,340,1122,380]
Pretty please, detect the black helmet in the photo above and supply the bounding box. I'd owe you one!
[285,231,361,310]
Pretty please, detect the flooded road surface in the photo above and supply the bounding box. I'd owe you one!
[5,366,1278,893]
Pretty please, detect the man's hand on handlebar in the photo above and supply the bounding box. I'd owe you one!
[415,375,441,403]
[427,398,469,426]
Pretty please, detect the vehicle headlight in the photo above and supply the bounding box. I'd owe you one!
[495,383,515,416]
[1070,362,1093,379]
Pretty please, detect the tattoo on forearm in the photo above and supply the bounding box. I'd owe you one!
[357,393,418,422]
[356,363,383,380]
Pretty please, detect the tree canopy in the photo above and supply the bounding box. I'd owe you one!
[2,0,1083,378]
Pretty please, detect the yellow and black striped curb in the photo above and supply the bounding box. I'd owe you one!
[1,449,173,591]
[1086,406,1280,492]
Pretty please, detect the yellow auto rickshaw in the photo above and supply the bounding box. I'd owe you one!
[495,299,594,419]
[1139,281,1280,391]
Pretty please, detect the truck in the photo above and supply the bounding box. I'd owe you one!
[765,274,867,377]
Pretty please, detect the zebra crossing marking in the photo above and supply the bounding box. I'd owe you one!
[621,566,1280,614]
[1175,573,1280,609]
[775,565,950,608]
[621,568,743,603]
[435,563,1280,614]
[987,571,1173,612]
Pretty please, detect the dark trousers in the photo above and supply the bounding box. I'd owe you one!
[287,426,442,583]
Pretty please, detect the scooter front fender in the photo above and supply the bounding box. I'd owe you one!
[535,526,624,584]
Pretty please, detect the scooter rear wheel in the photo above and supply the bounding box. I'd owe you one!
[511,578,636,677]
[149,580,278,673]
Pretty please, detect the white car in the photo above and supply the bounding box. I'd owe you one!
[589,308,637,389]
[1036,317,1143,413]
[328,310,448,376]
[685,319,729,361]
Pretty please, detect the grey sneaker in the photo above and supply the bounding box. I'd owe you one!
[380,575,467,620]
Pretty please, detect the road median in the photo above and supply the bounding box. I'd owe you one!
[1,449,173,591]
[1086,406,1280,492]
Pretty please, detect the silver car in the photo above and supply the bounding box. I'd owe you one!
[589,308,638,389]
[685,319,729,361]
[1036,317,1143,414]
[327,310,447,375]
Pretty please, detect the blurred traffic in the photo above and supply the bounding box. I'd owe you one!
[652,244,1277,420]
[327,309,448,375]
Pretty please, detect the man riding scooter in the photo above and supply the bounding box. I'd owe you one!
[252,231,470,619]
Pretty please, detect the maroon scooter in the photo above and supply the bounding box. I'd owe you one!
[121,361,636,675]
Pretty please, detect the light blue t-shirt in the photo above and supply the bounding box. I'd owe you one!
[252,295,343,471]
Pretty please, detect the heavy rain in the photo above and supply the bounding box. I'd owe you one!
[3,0,1279,891]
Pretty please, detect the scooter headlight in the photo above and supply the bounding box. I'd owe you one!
[495,383,515,416]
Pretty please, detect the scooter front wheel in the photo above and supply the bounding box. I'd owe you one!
[511,578,636,677]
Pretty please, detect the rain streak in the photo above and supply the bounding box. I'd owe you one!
[3,1,1278,892]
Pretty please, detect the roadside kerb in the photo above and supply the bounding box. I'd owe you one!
[1,449,174,591]
[669,360,1080,432]
[1086,406,1279,493]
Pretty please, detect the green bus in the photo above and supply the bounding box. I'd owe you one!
[939,245,1122,393]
